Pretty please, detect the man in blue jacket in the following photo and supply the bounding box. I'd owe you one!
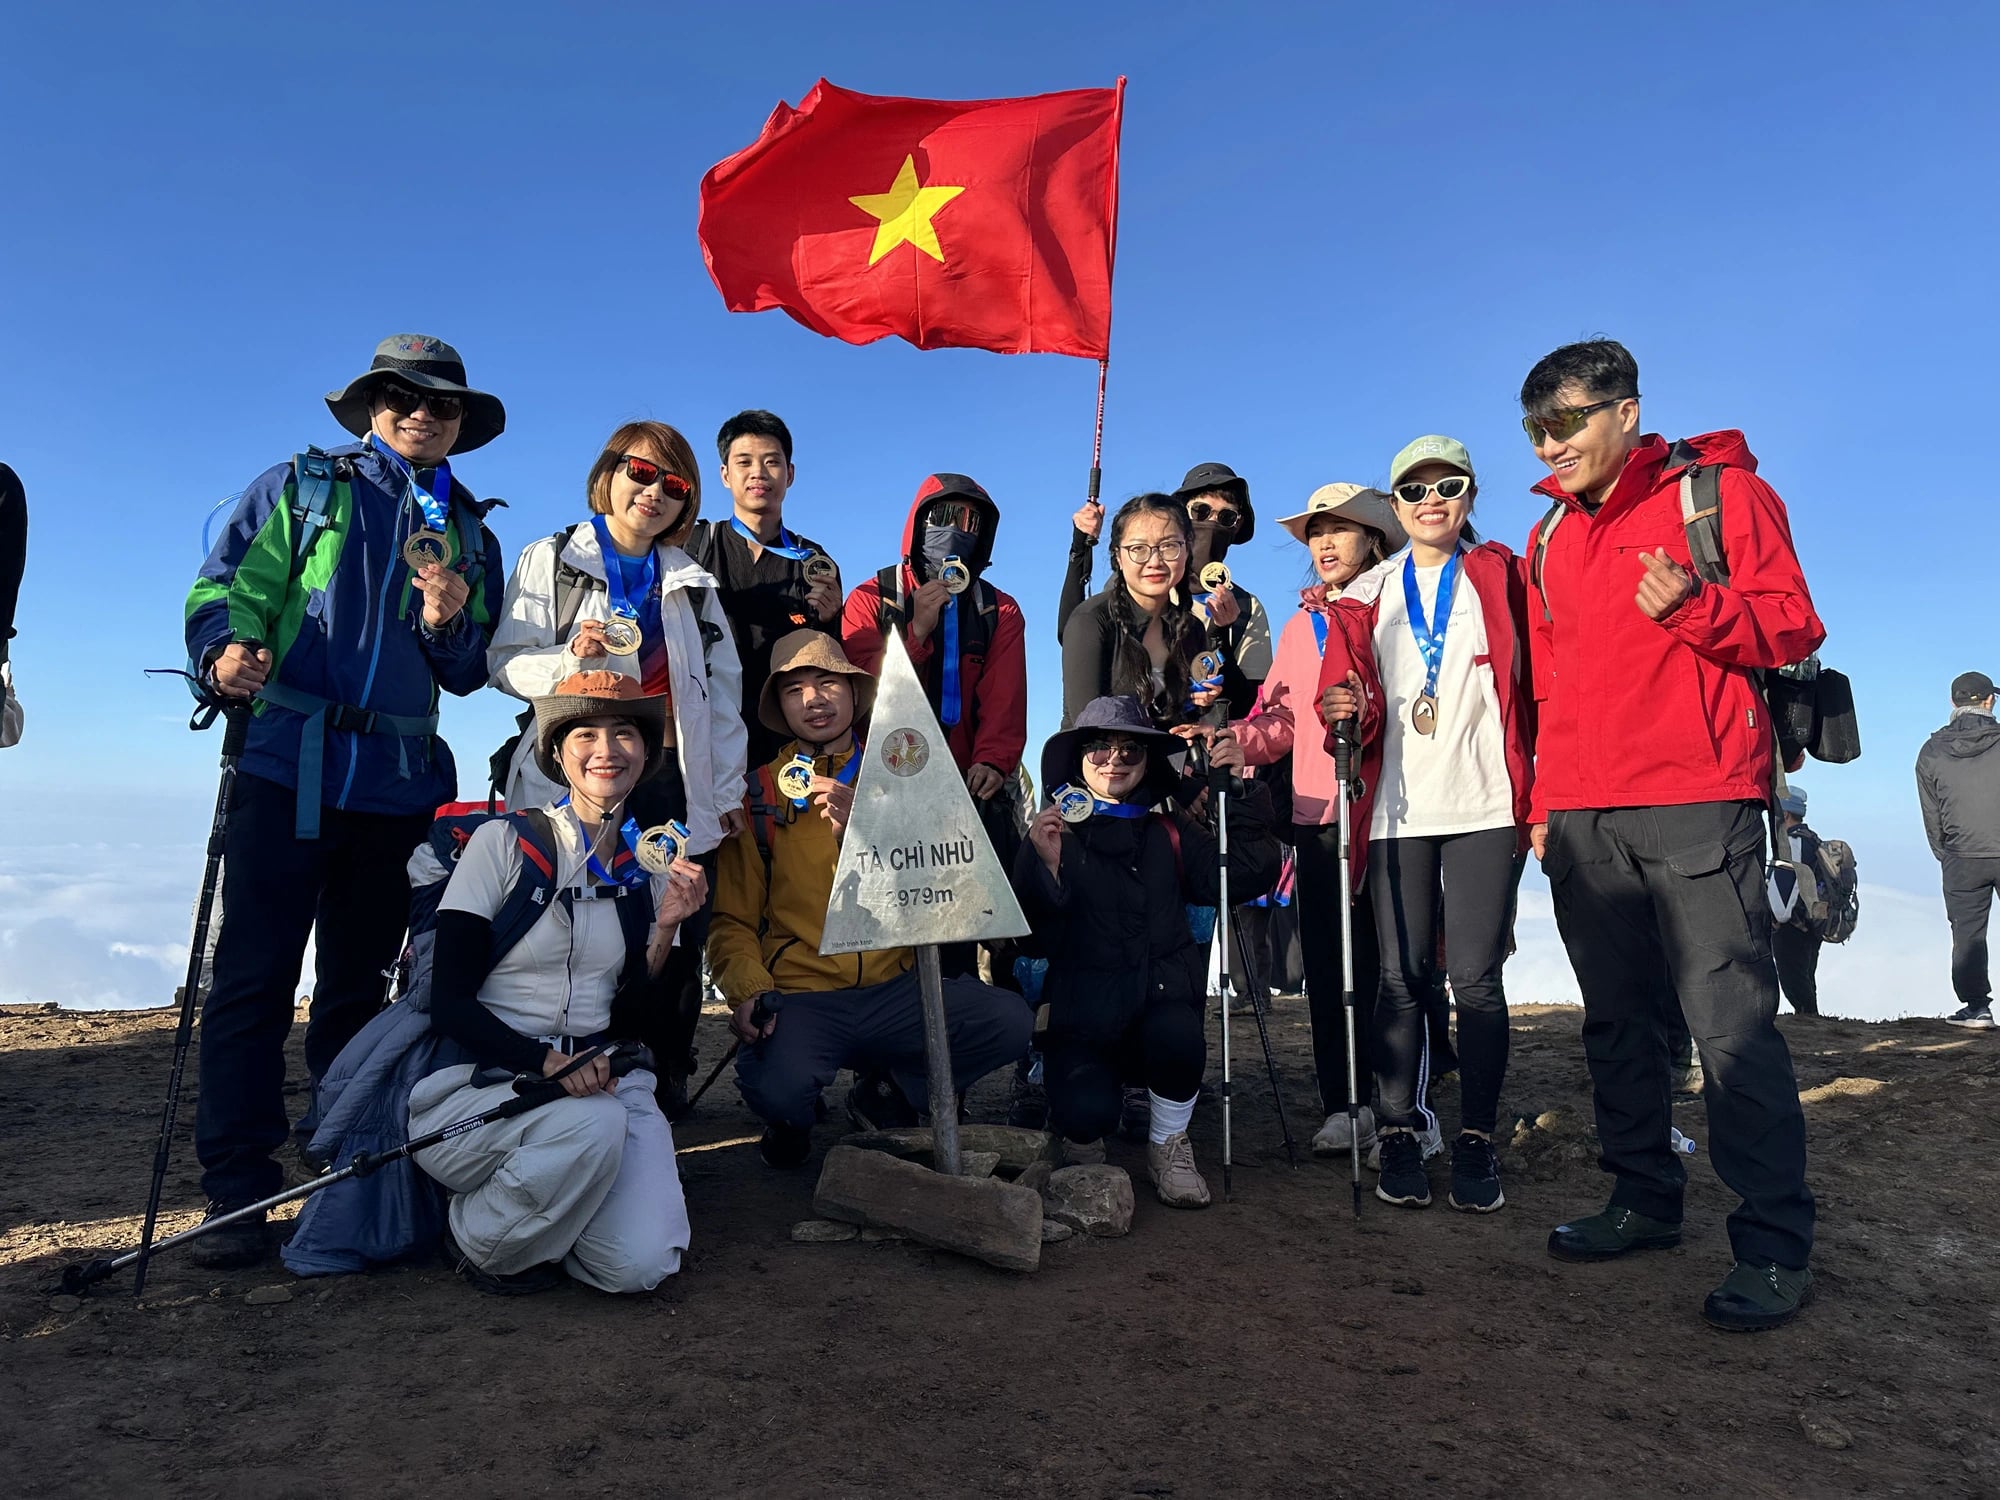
[183,334,507,1266]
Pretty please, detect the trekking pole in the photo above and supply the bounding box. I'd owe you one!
[1211,730,1235,1202]
[66,1044,650,1296]
[1332,714,1364,1219]
[1227,906,1299,1167]
[683,1040,741,1112]
[132,697,251,1298]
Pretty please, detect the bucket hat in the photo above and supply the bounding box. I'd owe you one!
[325,334,507,455]
[1040,695,1185,809]
[757,629,877,735]
[1173,461,1256,546]
[533,670,670,786]
[1275,483,1407,552]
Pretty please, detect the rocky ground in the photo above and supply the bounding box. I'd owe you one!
[2,998,1996,1498]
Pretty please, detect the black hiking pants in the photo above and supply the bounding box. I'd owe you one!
[196,773,429,1206]
[1772,923,1822,1016]
[1942,855,2000,1009]
[1544,801,1814,1269]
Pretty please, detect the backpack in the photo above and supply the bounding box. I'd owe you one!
[1787,826,1860,945]
[1527,442,1861,768]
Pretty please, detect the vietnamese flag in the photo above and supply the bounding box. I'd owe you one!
[698,79,1123,360]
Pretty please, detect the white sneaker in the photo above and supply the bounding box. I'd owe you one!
[1311,1106,1378,1157]
[1147,1131,1212,1209]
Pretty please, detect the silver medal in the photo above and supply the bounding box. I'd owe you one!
[940,556,972,595]
[635,820,690,874]
[1052,784,1094,824]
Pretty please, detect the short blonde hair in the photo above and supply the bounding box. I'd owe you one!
[586,421,701,545]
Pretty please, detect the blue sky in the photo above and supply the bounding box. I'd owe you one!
[2,1,1995,1010]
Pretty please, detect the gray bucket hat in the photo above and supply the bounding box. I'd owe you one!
[325,334,507,455]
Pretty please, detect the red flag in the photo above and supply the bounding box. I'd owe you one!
[699,79,1123,359]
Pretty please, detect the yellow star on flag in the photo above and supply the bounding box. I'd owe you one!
[849,155,965,266]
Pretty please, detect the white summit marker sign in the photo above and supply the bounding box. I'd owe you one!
[820,630,1028,1173]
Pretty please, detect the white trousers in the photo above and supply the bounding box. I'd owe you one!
[409,1065,689,1292]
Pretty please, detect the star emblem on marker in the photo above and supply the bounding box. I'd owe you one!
[849,155,965,266]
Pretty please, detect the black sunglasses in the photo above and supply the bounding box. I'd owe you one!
[1186,499,1242,530]
[378,382,464,421]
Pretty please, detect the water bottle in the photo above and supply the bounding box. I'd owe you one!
[1670,1126,1698,1155]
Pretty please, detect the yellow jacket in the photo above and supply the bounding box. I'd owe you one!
[707,739,913,1002]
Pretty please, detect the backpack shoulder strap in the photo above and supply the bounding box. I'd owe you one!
[875,565,905,633]
[1678,462,1729,587]
[548,527,601,639]
[488,808,562,962]
[288,448,345,577]
[1528,501,1566,623]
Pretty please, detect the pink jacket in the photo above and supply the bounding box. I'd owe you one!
[1233,585,1340,826]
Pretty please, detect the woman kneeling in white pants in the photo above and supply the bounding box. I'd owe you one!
[412,670,707,1294]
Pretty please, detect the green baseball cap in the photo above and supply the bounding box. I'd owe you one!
[1388,435,1475,490]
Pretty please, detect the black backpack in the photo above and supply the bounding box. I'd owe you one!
[1786,825,1860,945]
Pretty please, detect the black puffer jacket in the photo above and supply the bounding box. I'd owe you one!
[1918,710,2000,860]
[1012,784,1279,1047]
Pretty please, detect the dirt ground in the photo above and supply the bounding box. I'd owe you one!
[2,996,1996,1500]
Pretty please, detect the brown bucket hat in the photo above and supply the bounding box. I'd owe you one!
[756,629,877,735]
[532,671,671,785]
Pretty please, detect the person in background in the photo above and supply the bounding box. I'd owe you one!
[0,462,23,748]
[182,334,507,1266]
[1918,671,2000,1029]
[686,410,842,768]
[1766,786,1825,1017]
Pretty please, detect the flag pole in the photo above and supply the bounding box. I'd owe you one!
[1088,356,1109,505]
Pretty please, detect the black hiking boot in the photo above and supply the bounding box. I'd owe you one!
[1547,1205,1682,1262]
[1447,1133,1505,1213]
[187,1203,271,1270]
[1117,1086,1150,1142]
[1703,1260,1813,1332]
[443,1229,566,1297]
[1374,1130,1431,1208]
[759,1121,813,1169]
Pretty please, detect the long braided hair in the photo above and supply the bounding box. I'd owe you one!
[1104,492,1203,725]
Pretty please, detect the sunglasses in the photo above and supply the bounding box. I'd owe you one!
[1520,396,1633,446]
[378,383,463,421]
[1082,737,1147,766]
[923,499,984,534]
[1393,475,1473,507]
[1186,500,1242,531]
[617,455,693,498]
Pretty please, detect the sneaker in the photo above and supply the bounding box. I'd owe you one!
[1117,1087,1151,1141]
[1006,1052,1049,1129]
[1416,1121,1444,1161]
[1703,1259,1813,1332]
[1311,1106,1378,1158]
[1374,1130,1431,1208]
[1147,1131,1212,1209]
[1945,1004,1996,1030]
[758,1122,813,1169]
[1063,1136,1107,1166]
[845,1073,920,1132]
[186,1202,271,1269]
[1446,1133,1505,1213]
[443,1229,566,1297]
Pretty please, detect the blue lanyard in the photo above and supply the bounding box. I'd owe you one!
[555,796,649,889]
[368,434,452,532]
[940,597,961,726]
[789,742,863,809]
[1311,610,1329,657]
[731,516,814,561]
[591,516,658,625]
[1091,799,1150,819]
[1401,552,1461,703]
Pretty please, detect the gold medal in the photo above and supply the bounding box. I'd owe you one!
[804,552,838,584]
[1411,693,1438,737]
[635,820,690,875]
[402,528,451,570]
[1194,649,1224,681]
[600,612,642,656]
[1052,784,1094,824]
[939,556,972,595]
[1199,561,1232,593]
[776,754,815,802]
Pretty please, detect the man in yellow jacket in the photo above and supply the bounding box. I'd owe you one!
[710,631,1031,1168]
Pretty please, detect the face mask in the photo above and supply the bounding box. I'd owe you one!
[1189,522,1232,574]
[921,524,979,581]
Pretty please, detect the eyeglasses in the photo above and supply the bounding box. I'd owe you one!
[1393,475,1473,506]
[618,455,693,498]
[1082,737,1146,766]
[1520,396,1634,446]
[1118,539,1187,565]
[1186,500,1241,531]
[378,383,463,421]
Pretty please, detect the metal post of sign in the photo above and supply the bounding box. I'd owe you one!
[916,944,961,1174]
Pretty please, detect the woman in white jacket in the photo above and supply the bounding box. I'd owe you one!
[489,421,748,1106]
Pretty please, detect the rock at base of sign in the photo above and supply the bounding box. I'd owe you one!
[1043,1165,1135,1238]
[1015,1161,1054,1196]
[1041,1220,1074,1244]
[790,1219,859,1244]
[838,1125,1058,1176]
[962,1151,1001,1180]
[813,1145,1043,1273]
[244,1285,294,1306]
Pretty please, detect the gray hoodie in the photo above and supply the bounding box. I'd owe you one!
[1917,708,2000,860]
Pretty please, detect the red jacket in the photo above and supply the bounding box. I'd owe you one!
[841,478,1028,776]
[1523,431,1824,820]
[1313,541,1536,890]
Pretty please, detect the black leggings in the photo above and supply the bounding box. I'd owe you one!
[1368,827,1517,1134]
[1045,998,1205,1144]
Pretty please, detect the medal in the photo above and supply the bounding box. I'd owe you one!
[1194,649,1224,682]
[600,611,642,656]
[776,754,815,804]
[939,556,971,595]
[1052,784,1094,824]
[1411,693,1438,737]
[804,552,838,584]
[402,528,451,570]
[634,819,691,875]
[1199,561,1232,593]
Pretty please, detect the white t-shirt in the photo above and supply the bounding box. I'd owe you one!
[1362,547,1514,840]
[437,806,669,1042]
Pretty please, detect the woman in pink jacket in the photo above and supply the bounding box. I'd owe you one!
[1230,484,1405,1160]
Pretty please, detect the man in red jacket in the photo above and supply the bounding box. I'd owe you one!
[1520,339,1821,1331]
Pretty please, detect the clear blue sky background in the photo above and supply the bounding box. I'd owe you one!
[2,1,1996,1008]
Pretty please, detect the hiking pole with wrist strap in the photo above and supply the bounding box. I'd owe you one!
[1226,905,1299,1167]
[1205,707,1236,1203]
[68,1043,651,1296]
[1332,713,1364,1220]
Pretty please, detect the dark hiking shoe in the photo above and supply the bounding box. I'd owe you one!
[1548,1206,1682,1262]
[1006,1053,1049,1130]
[1945,1004,1995,1030]
[759,1122,813,1169]
[1374,1130,1431,1208]
[1117,1086,1150,1142]
[846,1072,920,1132]
[187,1203,271,1269]
[443,1230,566,1297]
[1703,1260,1813,1332]
[657,1060,694,1124]
[1447,1133,1505,1213]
